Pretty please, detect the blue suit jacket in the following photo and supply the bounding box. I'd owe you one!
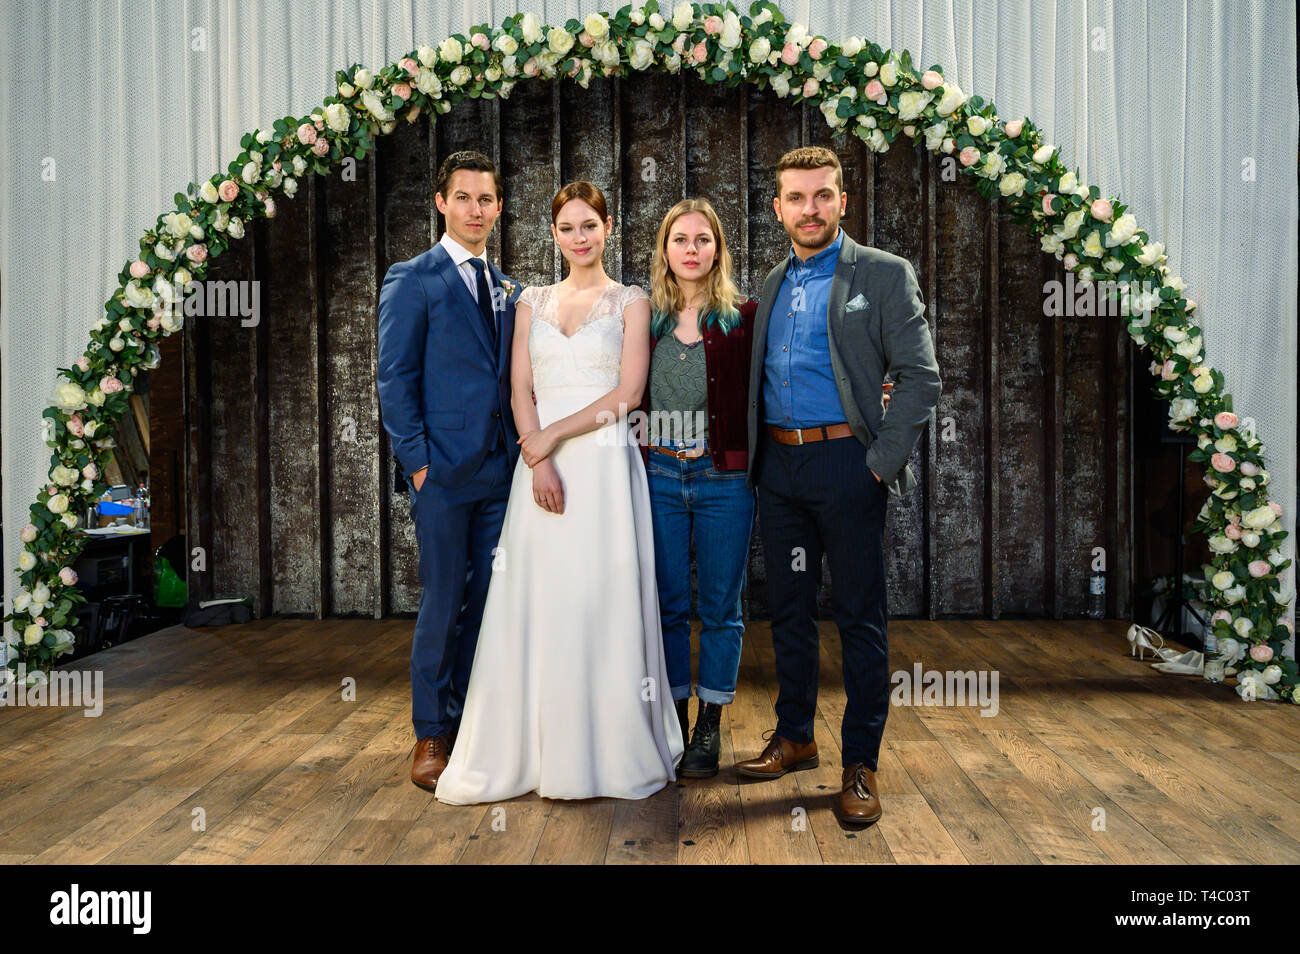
[377,243,522,490]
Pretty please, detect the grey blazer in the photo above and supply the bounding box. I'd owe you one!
[746,228,941,497]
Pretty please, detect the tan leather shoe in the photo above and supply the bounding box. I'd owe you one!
[835,763,883,826]
[410,733,452,792]
[735,729,818,779]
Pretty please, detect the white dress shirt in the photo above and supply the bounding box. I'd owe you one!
[438,231,497,331]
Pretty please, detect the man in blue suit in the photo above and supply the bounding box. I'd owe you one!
[377,151,522,792]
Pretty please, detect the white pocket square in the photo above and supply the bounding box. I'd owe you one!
[845,292,869,311]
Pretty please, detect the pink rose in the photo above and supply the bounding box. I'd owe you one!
[82,463,97,479]
[1186,299,1197,313]
[1004,119,1024,138]
[1249,644,1274,663]
[1041,193,1056,215]
[673,34,687,55]
[312,138,331,157]
[1160,360,1177,381]
[20,524,36,543]
[808,38,828,60]
[780,42,800,65]
[297,123,317,145]
[692,41,708,64]
[75,356,90,372]
[1214,411,1238,429]
[472,33,490,50]
[864,79,886,103]
[186,243,208,263]
[921,70,943,90]
[1211,609,1232,624]
[568,59,582,77]
[35,617,46,627]
[129,260,150,279]
[1248,560,1271,578]
[1210,452,1235,473]
[1282,617,1294,633]
[263,198,277,218]
[67,413,83,436]
[59,566,78,586]
[393,82,411,100]
[147,316,162,331]
[1225,523,1242,540]
[703,15,722,34]
[578,30,595,47]
[1240,461,1259,477]
[523,57,540,76]
[1269,500,1283,516]
[1090,198,1113,221]
[219,179,240,202]
[959,146,980,167]
[802,78,819,98]
[313,119,324,131]
[399,56,419,76]
[1063,253,1079,269]
[100,376,123,393]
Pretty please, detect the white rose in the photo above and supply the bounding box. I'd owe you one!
[863,61,878,77]
[449,65,472,87]
[1211,570,1235,590]
[649,13,665,31]
[966,115,989,137]
[123,280,156,310]
[1041,234,1065,255]
[83,419,99,437]
[547,27,575,56]
[283,177,298,197]
[1057,171,1076,194]
[934,81,964,116]
[199,180,219,203]
[494,34,517,56]
[417,44,437,67]
[979,152,1005,179]
[923,122,947,152]
[1135,241,1164,267]
[1106,213,1138,247]
[324,102,350,132]
[55,382,89,410]
[23,625,43,646]
[865,128,887,152]
[1208,534,1238,554]
[241,161,260,184]
[438,36,463,64]
[228,217,245,240]
[62,512,78,529]
[898,91,933,122]
[584,13,609,39]
[630,9,646,26]
[51,464,79,486]
[1169,397,1198,423]
[521,13,544,44]
[1192,374,1214,394]
[18,551,36,571]
[786,22,808,47]
[292,155,307,176]
[1262,665,1283,686]
[841,36,863,57]
[749,37,771,64]
[416,68,442,96]
[1102,257,1123,274]
[1032,143,1055,164]
[879,61,898,86]
[1081,230,1104,259]
[719,12,743,50]
[1224,584,1246,605]
[630,39,655,70]
[47,493,69,514]
[1059,209,1084,239]
[672,2,695,31]
[999,172,1027,197]
[771,73,790,97]
[361,89,394,121]
[354,68,374,89]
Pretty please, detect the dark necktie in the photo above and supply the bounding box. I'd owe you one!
[467,258,497,346]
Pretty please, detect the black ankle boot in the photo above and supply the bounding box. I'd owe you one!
[679,700,723,778]
[674,698,690,752]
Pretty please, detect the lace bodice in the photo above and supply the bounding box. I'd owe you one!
[520,282,650,390]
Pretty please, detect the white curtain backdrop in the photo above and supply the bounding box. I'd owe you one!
[2,0,1296,637]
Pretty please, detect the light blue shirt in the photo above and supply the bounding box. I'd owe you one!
[763,227,848,427]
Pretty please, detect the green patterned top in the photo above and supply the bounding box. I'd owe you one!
[648,331,709,445]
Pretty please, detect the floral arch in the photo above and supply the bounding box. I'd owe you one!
[7,0,1295,703]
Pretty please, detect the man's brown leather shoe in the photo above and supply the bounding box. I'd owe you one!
[835,763,883,826]
[735,729,818,779]
[410,732,452,792]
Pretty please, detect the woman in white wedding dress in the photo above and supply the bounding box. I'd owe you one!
[434,182,684,804]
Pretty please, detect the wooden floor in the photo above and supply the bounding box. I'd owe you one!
[2,616,1298,865]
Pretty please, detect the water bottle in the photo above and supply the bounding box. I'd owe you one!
[1085,572,1105,619]
[132,483,147,529]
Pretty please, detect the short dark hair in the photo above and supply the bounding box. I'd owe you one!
[775,146,843,198]
[436,150,504,202]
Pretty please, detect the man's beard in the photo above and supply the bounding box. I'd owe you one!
[788,217,837,248]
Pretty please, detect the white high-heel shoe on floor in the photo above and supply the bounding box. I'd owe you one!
[1126,624,1204,674]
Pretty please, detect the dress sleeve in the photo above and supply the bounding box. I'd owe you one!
[622,284,650,310]
[518,285,537,312]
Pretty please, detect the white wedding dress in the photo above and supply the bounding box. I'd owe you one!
[434,281,684,804]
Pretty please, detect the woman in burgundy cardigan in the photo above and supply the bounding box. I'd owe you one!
[635,198,758,777]
[637,198,891,778]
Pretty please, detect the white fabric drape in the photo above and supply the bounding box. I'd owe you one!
[3,0,1295,634]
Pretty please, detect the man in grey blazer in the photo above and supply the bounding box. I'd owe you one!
[736,146,941,827]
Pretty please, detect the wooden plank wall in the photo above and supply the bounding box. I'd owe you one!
[182,77,1133,620]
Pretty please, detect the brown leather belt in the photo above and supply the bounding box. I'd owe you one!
[767,422,854,445]
[650,443,708,460]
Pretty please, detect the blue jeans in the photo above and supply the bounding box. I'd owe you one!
[646,441,756,704]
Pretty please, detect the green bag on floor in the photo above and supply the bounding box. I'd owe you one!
[153,555,187,607]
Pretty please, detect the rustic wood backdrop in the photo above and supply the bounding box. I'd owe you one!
[174,75,1135,622]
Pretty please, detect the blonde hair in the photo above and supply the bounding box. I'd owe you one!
[648,198,745,337]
